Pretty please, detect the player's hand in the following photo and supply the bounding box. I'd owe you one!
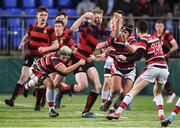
[116,55,127,62]
[79,59,86,65]
[164,53,170,59]
[83,12,94,20]
[18,43,25,50]
[38,47,48,53]
[87,55,95,62]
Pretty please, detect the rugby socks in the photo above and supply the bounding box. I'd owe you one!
[11,83,23,100]
[83,91,98,113]
[24,79,36,89]
[155,95,164,120]
[116,94,133,113]
[164,81,173,95]
[61,85,75,94]
[113,94,124,109]
[101,90,109,105]
[46,88,55,112]
[172,98,180,115]
[35,88,43,107]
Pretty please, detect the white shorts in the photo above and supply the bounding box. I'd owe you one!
[111,63,136,81]
[104,56,113,77]
[139,65,169,84]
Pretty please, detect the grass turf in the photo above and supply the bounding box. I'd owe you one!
[0,94,179,128]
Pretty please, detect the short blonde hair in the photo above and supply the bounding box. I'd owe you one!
[92,9,103,15]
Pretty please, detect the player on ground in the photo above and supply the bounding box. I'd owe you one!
[23,46,85,117]
[106,20,169,121]
[153,20,178,103]
[161,97,180,127]
[4,6,59,110]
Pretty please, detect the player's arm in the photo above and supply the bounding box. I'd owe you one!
[71,12,94,32]
[165,39,178,58]
[124,42,138,54]
[116,48,145,63]
[38,39,59,53]
[96,41,108,49]
[56,59,85,74]
[18,34,30,50]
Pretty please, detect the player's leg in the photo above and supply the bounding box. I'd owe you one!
[107,77,149,120]
[81,66,101,118]
[43,76,59,117]
[5,66,30,106]
[165,81,176,103]
[161,97,180,127]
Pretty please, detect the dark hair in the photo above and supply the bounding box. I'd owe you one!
[155,20,164,25]
[136,20,148,33]
[37,6,48,13]
[55,11,68,18]
[122,24,134,35]
[114,10,125,16]
[55,20,64,26]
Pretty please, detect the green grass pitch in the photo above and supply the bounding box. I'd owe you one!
[0,95,179,128]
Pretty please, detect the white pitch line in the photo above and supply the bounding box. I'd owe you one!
[0,101,33,108]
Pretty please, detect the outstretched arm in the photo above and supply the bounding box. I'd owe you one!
[71,12,94,32]
[56,59,85,74]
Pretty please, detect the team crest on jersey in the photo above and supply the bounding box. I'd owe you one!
[43,29,47,34]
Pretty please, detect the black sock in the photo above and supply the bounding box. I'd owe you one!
[35,88,43,106]
[83,91,99,114]
[164,81,173,95]
[61,85,75,94]
[11,83,23,100]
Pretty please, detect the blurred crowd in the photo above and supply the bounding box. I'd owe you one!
[1,0,180,17]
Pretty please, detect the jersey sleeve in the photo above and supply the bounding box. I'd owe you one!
[49,28,57,42]
[63,36,75,47]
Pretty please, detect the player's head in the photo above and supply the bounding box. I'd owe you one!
[155,20,165,34]
[58,46,72,62]
[92,9,103,26]
[55,11,68,26]
[54,20,65,35]
[136,20,148,36]
[113,10,125,25]
[121,24,134,39]
[37,6,48,25]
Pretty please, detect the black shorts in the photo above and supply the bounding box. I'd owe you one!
[23,54,40,67]
[72,55,95,74]
[104,68,111,74]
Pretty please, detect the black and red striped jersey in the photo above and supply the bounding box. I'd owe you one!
[136,34,167,67]
[33,52,63,74]
[107,35,137,71]
[64,27,74,40]
[57,33,75,49]
[75,24,111,60]
[153,30,175,54]
[27,23,57,57]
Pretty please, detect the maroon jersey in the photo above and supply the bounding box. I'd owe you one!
[153,30,174,54]
[107,35,137,71]
[33,52,64,74]
[27,23,57,56]
[136,34,167,67]
[75,24,111,60]
[64,27,74,40]
[57,33,75,49]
